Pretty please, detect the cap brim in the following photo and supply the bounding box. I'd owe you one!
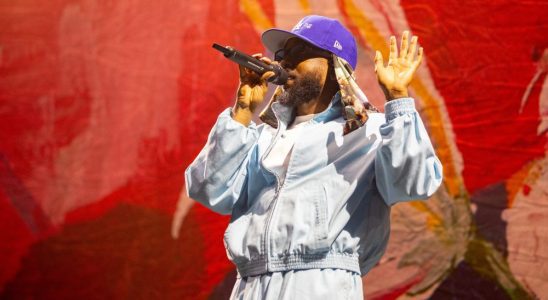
[261,28,324,54]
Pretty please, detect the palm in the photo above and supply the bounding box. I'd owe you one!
[378,57,417,90]
[375,31,423,100]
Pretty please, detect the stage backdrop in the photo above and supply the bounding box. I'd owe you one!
[0,0,546,299]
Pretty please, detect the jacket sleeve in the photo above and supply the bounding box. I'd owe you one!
[185,108,259,215]
[375,98,443,206]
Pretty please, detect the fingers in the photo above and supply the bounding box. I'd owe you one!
[388,36,397,64]
[400,31,409,59]
[238,84,252,100]
[253,54,274,82]
[252,53,275,67]
[374,50,384,73]
[253,54,275,83]
[388,32,422,62]
[409,47,424,75]
[261,71,275,81]
[407,36,418,61]
[396,32,421,64]
[256,55,273,65]
[414,47,424,69]
[239,52,271,82]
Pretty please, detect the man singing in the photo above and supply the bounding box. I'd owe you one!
[186,15,442,299]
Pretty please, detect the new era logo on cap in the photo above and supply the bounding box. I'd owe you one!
[333,40,343,50]
[293,20,313,31]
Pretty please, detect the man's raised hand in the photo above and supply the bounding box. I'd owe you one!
[232,52,275,126]
[374,31,423,101]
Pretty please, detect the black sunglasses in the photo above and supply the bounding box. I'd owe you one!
[274,43,331,62]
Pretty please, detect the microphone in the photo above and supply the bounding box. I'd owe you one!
[212,43,288,85]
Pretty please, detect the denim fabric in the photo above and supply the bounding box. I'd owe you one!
[185,95,443,277]
[230,269,363,300]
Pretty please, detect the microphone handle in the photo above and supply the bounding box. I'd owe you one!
[212,43,288,85]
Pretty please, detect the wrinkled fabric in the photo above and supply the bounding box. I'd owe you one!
[262,113,317,184]
[230,269,363,300]
[185,94,442,282]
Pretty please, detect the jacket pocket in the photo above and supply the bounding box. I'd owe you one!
[223,213,252,263]
[311,185,330,253]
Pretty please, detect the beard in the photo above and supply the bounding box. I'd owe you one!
[277,72,322,107]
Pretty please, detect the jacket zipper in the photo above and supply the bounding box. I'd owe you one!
[260,114,285,272]
[261,114,311,271]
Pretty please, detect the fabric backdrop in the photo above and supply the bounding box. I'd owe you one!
[0,0,546,299]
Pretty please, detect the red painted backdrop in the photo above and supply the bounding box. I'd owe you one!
[0,0,546,299]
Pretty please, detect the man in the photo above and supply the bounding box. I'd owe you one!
[186,15,442,299]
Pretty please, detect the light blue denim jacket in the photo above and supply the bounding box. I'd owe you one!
[185,95,443,277]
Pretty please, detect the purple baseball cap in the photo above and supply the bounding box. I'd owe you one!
[262,15,358,69]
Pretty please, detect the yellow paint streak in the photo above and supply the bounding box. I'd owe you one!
[409,79,463,196]
[341,0,388,54]
[298,0,312,14]
[506,159,544,208]
[505,162,534,208]
[409,201,442,230]
[239,0,273,32]
[341,0,463,196]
